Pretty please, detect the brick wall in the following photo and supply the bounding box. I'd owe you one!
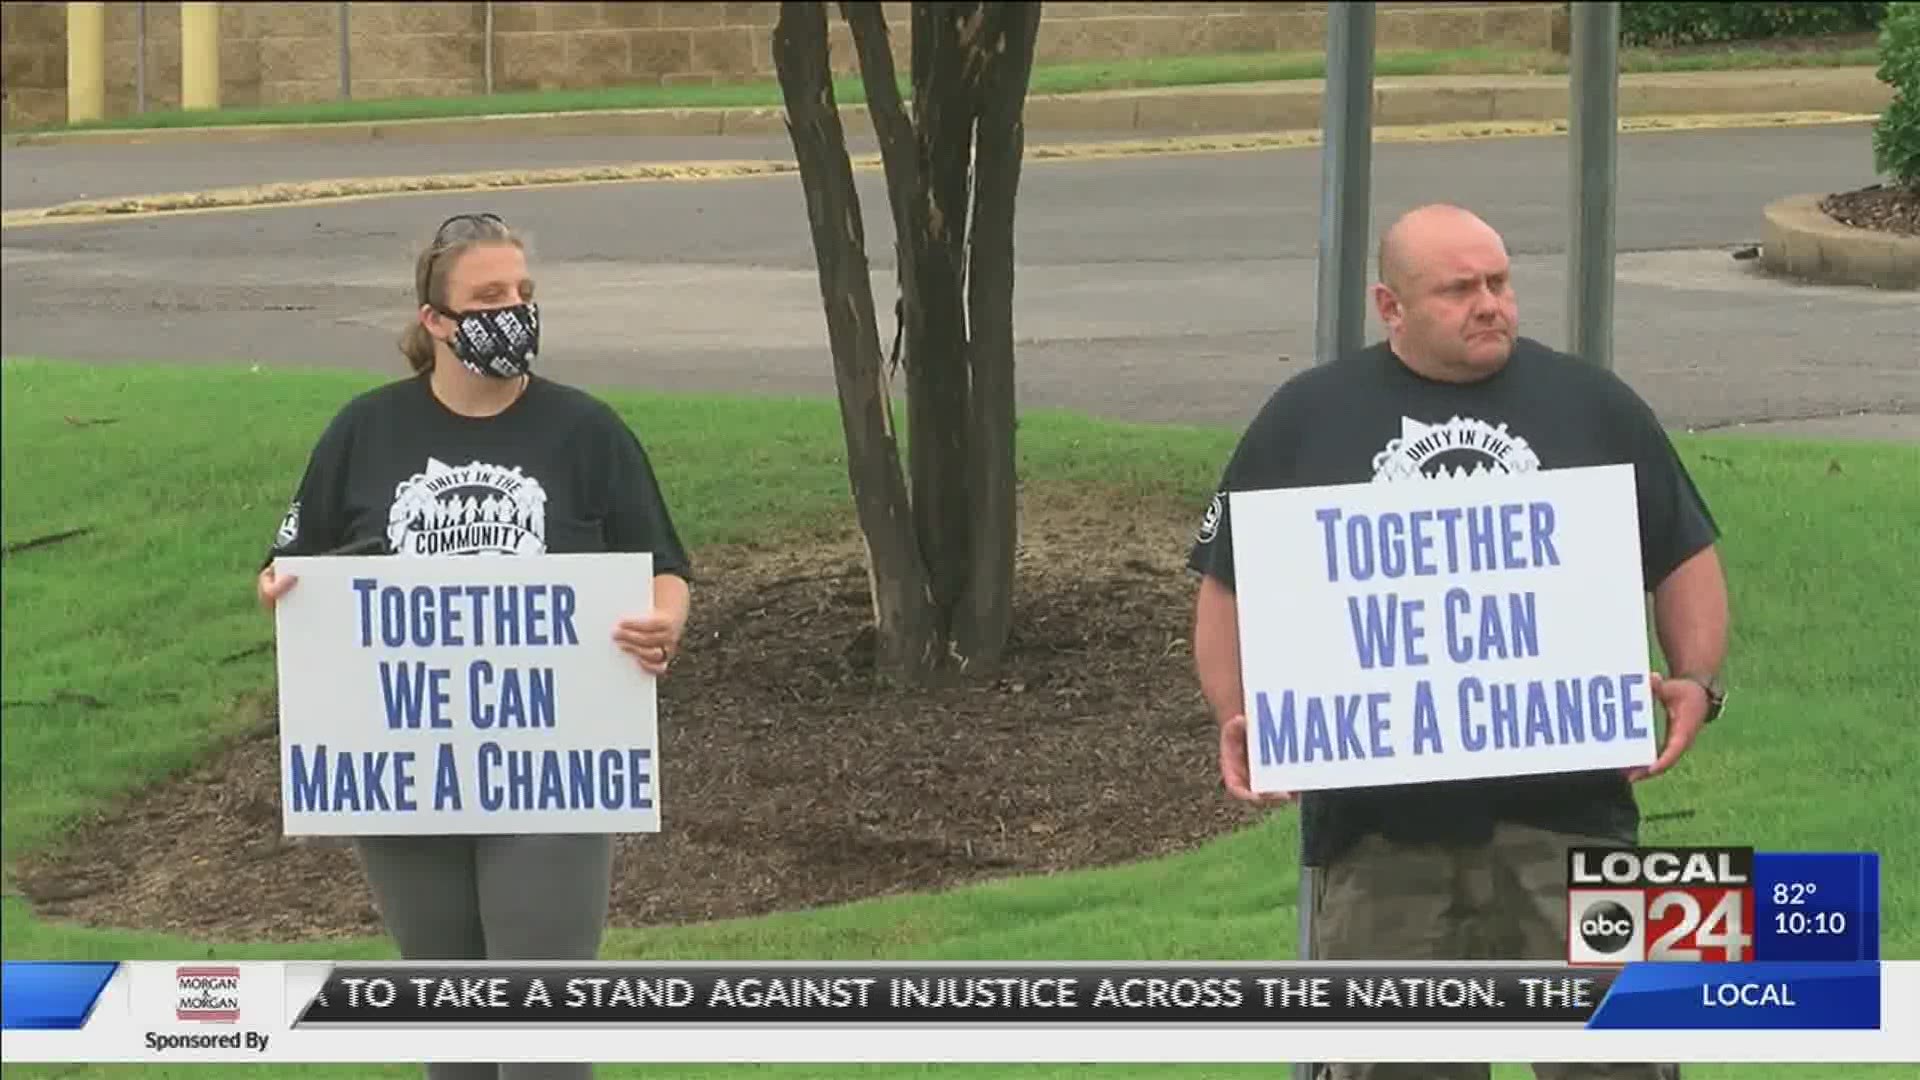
[3,1,1564,129]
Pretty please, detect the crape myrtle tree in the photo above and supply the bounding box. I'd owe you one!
[773,1,1043,686]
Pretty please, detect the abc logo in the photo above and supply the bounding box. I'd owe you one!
[1578,900,1637,954]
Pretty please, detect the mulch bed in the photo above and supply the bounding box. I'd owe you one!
[1822,184,1920,238]
[11,492,1270,942]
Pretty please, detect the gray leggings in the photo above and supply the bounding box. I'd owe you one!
[355,834,615,1080]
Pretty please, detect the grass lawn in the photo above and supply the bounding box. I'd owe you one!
[1,359,1914,1079]
[25,43,1881,134]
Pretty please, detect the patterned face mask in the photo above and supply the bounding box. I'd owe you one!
[444,302,540,380]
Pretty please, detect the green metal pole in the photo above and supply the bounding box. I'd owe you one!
[1303,5,1376,1079]
[1569,1,1620,369]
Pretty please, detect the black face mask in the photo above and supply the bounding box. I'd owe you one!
[442,302,539,380]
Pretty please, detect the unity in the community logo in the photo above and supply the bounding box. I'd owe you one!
[387,458,549,556]
[1371,416,1541,482]
[1194,414,1545,542]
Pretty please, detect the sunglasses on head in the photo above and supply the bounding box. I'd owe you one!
[434,212,507,242]
[423,213,512,304]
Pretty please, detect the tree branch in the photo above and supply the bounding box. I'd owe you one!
[841,2,921,249]
[774,0,937,678]
[842,1,920,448]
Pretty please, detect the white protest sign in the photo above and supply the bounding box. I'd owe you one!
[271,552,659,835]
[1230,464,1658,793]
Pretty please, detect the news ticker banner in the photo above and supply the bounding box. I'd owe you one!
[4,961,1915,1063]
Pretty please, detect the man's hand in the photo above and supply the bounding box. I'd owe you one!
[1626,671,1709,783]
[257,565,298,613]
[613,611,685,677]
[1220,713,1295,805]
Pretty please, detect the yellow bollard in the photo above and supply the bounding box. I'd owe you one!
[181,2,221,111]
[66,2,107,124]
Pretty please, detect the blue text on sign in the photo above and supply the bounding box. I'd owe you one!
[1315,501,1561,584]
[351,579,581,648]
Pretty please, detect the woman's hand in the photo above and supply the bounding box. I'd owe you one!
[613,573,692,677]
[257,564,299,612]
[613,611,683,676]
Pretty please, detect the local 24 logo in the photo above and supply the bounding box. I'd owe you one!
[1566,846,1756,964]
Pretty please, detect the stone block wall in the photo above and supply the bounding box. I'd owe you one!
[2,2,73,128]
[4,1,1564,129]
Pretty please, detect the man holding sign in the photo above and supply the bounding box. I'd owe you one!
[255,212,691,1080]
[1189,205,1727,1080]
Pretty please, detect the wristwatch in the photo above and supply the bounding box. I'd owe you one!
[1678,673,1727,724]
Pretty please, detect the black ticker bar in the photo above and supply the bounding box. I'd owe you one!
[296,964,1619,1026]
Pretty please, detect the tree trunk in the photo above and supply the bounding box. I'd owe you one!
[957,2,1039,662]
[901,2,979,645]
[777,0,1037,685]
[773,1,939,679]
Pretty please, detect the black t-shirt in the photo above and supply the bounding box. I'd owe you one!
[265,373,691,579]
[1187,337,1719,866]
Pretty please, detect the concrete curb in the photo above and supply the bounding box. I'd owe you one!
[2,66,1891,149]
[0,111,1881,230]
[1761,193,1920,291]
[0,160,804,228]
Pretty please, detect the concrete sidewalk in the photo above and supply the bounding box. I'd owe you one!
[1026,65,1889,137]
[3,66,1889,149]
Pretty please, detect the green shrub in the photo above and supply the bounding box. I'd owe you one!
[1875,2,1920,187]
[1619,2,1888,47]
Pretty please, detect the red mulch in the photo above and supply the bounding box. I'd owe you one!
[1822,184,1920,237]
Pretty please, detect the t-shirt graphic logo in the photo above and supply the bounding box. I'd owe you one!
[1370,416,1541,483]
[387,458,548,556]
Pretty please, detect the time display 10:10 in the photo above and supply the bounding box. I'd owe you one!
[1773,909,1848,935]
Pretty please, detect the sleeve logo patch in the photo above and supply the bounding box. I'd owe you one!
[1196,492,1224,544]
[275,501,301,549]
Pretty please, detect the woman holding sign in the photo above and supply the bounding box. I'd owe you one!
[256,211,691,1080]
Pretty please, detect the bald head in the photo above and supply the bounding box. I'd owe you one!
[1376,204,1506,293]
[1369,204,1518,382]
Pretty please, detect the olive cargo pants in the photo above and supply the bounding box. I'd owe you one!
[1308,821,1680,1080]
